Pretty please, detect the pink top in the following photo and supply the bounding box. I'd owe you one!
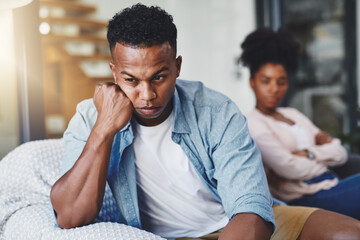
[246,107,347,201]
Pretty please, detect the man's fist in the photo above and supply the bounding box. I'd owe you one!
[93,82,133,135]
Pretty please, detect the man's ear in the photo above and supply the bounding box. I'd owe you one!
[109,61,117,82]
[175,56,182,77]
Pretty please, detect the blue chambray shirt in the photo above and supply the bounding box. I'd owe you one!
[59,79,276,231]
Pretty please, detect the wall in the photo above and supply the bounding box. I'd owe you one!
[0,10,19,159]
[13,0,45,143]
[92,0,256,114]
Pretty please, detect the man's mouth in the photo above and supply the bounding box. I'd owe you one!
[136,106,162,115]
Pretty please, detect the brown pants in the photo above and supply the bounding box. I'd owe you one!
[176,205,317,240]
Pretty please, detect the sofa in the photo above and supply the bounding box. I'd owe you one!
[0,139,165,240]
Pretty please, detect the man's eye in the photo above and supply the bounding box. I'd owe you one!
[153,75,165,81]
[125,78,135,82]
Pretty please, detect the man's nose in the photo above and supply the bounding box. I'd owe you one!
[140,83,156,101]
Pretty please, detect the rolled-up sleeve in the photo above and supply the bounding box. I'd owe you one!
[210,101,275,231]
[60,99,97,177]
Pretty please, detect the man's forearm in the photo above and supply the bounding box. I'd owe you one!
[219,213,272,240]
[50,126,115,229]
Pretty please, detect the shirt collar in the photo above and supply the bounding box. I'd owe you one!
[172,86,191,134]
[119,121,132,133]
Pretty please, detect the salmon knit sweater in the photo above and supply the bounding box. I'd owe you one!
[246,107,347,201]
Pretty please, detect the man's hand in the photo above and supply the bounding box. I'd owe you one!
[315,131,333,145]
[93,82,133,135]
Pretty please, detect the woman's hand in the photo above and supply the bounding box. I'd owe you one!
[315,131,333,145]
[293,150,309,158]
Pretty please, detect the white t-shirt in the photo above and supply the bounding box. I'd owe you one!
[279,121,311,150]
[133,111,228,239]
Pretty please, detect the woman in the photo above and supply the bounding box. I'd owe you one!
[240,27,360,220]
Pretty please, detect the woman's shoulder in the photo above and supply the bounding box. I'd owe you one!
[246,109,273,136]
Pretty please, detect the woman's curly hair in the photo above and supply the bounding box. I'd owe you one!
[107,3,177,55]
[239,27,300,77]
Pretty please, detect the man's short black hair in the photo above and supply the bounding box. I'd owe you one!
[239,27,300,77]
[107,3,177,55]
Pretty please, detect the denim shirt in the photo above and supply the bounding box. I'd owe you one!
[60,79,275,231]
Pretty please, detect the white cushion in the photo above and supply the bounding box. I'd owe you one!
[0,139,164,240]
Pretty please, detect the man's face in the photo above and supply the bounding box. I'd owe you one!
[109,42,182,126]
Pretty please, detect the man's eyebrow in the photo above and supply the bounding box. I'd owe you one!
[151,67,169,78]
[120,71,137,79]
[120,67,169,79]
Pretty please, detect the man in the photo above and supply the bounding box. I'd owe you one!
[50,3,273,239]
[50,4,360,240]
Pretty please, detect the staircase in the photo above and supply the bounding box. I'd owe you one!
[39,0,112,138]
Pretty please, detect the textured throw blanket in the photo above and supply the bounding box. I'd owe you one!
[0,139,164,240]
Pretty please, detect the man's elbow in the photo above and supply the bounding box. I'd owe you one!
[55,208,96,229]
[50,193,98,229]
[56,215,79,229]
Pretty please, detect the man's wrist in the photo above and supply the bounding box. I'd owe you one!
[92,122,118,140]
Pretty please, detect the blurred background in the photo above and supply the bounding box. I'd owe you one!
[1,0,359,159]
